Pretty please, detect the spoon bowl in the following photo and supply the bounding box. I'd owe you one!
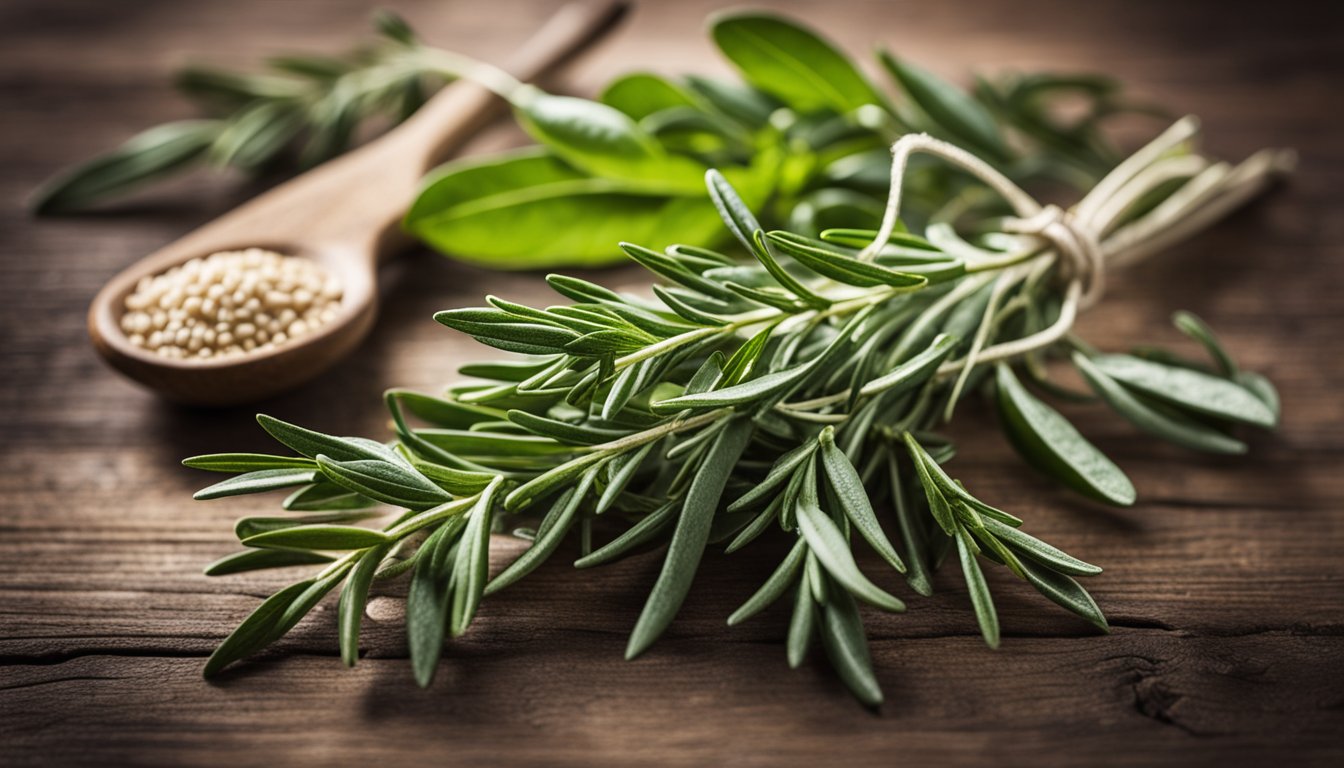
[87,1,627,406]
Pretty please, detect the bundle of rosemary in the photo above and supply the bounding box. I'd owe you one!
[187,114,1290,704]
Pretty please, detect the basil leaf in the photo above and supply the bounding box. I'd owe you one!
[711,11,884,114]
[995,364,1136,506]
[406,149,723,268]
[627,417,754,659]
[1092,354,1276,428]
[512,88,706,192]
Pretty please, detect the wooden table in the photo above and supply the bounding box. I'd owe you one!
[3,1,1341,764]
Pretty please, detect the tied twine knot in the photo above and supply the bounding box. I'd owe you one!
[1002,204,1106,307]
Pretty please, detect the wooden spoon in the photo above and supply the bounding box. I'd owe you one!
[88,1,627,406]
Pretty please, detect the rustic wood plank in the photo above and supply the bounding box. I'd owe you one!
[1,0,1341,764]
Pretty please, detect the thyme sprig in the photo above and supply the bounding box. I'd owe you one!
[187,120,1288,705]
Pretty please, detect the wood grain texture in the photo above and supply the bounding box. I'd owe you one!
[1,0,1342,765]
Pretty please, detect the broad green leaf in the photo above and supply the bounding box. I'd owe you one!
[1073,353,1248,454]
[194,468,318,500]
[242,524,391,551]
[202,548,334,577]
[1017,556,1109,631]
[879,51,1008,160]
[711,11,884,114]
[512,87,706,192]
[32,120,219,214]
[627,417,754,659]
[795,464,905,612]
[982,517,1101,576]
[338,542,391,666]
[601,72,700,121]
[818,586,883,707]
[819,427,905,572]
[955,529,999,648]
[183,453,315,473]
[727,537,808,625]
[1092,354,1275,427]
[684,75,779,128]
[407,149,724,268]
[995,364,1136,506]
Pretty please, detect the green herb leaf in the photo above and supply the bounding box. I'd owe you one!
[955,528,1000,648]
[995,364,1136,506]
[203,548,334,577]
[727,537,808,625]
[1092,354,1276,427]
[819,427,906,572]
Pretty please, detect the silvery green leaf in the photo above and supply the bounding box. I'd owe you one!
[995,364,1136,506]
[317,456,451,509]
[234,511,382,541]
[1018,556,1109,631]
[256,414,390,463]
[194,468,318,500]
[282,482,377,512]
[1073,353,1248,454]
[450,481,499,637]
[982,517,1101,577]
[627,417,754,659]
[1172,311,1237,376]
[819,427,905,572]
[339,542,392,667]
[818,585,883,707]
[727,537,808,625]
[242,525,391,551]
[886,452,933,596]
[203,567,344,678]
[407,519,466,687]
[795,463,905,612]
[1091,354,1275,428]
[765,231,927,288]
[786,573,816,668]
[183,453,316,473]
[574,500,677,569]
[488,470,597,593]
[955,528,1000,648]
[202,548,334,577]
[32,120,219,214]
[728,441,816,511]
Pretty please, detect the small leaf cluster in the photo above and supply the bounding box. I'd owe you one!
[187,170,1277,705]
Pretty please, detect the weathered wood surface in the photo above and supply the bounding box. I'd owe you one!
[1,0,1341,765]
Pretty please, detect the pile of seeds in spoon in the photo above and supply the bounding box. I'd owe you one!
[120,248,342,360]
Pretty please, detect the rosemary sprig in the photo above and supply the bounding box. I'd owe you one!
[187,118,1290,705]
[34,10,1158,274]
